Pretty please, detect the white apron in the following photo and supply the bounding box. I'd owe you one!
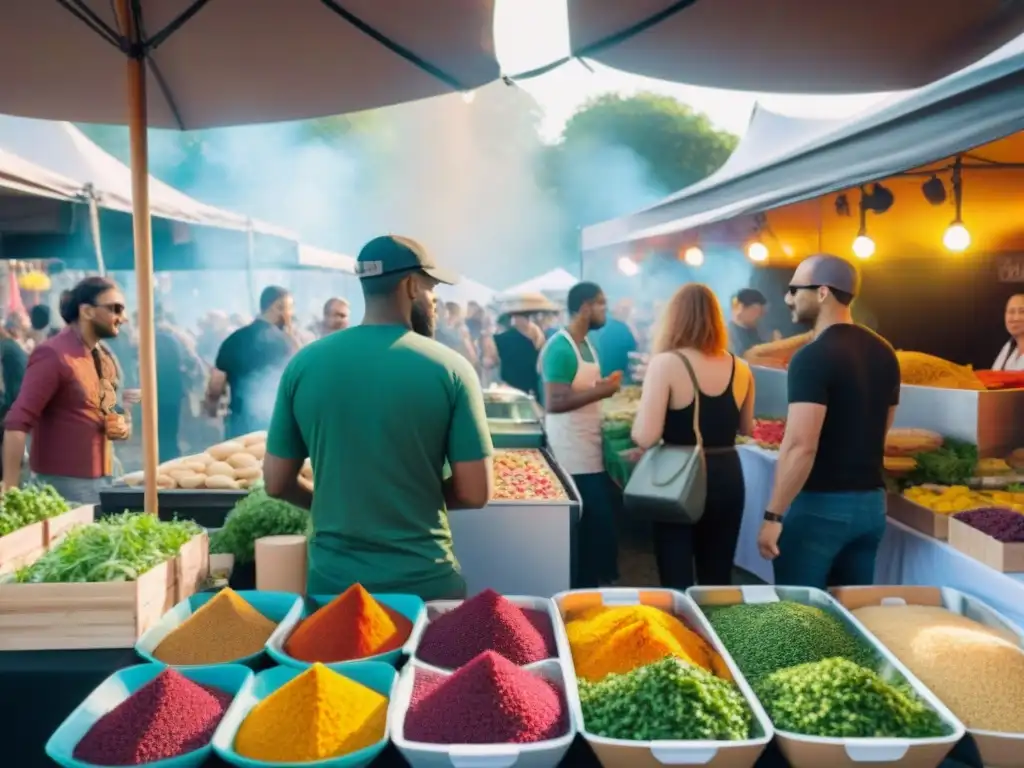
[541,329,604,475]
[993,341,1024,371]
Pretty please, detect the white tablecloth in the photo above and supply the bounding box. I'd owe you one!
[735,445,1024,629]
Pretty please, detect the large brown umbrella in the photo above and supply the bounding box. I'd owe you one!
[0,0,499,512]
[565,0,1024,93]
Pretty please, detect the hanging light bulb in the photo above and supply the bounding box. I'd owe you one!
[617,256,639,276]
[943,221,971,252]
[684,246,704,266]
[852,231,875,259]
[461,90,476,104]
[747,241,769,262]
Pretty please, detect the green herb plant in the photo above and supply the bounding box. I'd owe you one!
[209,486,310,564]
[0,484,70,536]
[754,657,947,738]
[908,439,979,487]
[15,513,200,583]
[578,657,752,742]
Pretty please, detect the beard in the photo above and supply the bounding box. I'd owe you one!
[91,319,118,339]
[411,300,435,338]
[793,305,818,326]
[589,316,607,331]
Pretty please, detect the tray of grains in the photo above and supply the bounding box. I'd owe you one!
[554,588,772,768]
[408,589,564,671]
[46,664,250,768]
[832,585,1024,768]
[389,655,574,768]
[689,585,964,768]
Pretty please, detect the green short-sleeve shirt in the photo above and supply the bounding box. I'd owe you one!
[267,324,493,600]
[540,333,596,385]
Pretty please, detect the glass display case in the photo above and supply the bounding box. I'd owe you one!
[483,385,545,448]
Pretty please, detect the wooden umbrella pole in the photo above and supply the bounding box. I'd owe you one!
[120,0,160,515]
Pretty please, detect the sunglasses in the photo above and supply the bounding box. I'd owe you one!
[787,284,821,296]
[93,302,126,316]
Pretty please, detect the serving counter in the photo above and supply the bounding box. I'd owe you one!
[483,386,545,449]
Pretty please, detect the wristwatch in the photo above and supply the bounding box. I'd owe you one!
[763,511,784,523]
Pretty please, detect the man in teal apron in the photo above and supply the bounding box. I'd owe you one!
[540,282,622,587]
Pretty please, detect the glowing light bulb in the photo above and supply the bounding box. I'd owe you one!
[852,234,875,259]
[684,246,704,266]
[943,222,971,252]
[782,244,795,257]
[747,241,769,262]
[617,256,639,276]
[461,91,476,104]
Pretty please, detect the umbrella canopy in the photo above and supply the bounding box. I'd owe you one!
[502,267,579,296]
[566,0,1024,93]
[0,0,500,129]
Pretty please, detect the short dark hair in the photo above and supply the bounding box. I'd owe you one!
[361,272,409,299]
[567,282,602,315]
[29,304,50,331]
[322,297,348,315]
[259,286,289,313]
[734,288,767,307]
[59,276,118,324]
[830,287,854,306]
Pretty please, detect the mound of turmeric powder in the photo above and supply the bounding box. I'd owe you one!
[565,604,731,682]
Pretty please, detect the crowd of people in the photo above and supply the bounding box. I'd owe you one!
[0,236,907,599]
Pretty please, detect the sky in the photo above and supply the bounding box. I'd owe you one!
[493,0,896,140]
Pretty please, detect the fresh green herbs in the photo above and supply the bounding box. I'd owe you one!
[0,485,70,536]
[15,513,200,583]
[209,486,309,564]
[908,439,978,487]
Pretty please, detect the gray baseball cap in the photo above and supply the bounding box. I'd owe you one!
[800,253,860,296]
[355,235,459,285]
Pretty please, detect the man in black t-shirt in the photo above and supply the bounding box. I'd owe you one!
[757,254,900,588]
[205,286,296,438]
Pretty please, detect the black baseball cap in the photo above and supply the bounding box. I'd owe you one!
[355,235,459,285]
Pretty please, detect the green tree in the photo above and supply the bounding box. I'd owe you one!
[542,92,738,231]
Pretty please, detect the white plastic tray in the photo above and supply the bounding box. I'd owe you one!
[688,584,966,766]
[408,596,564,671]
[553,587,773,768]
[389,658,575,768]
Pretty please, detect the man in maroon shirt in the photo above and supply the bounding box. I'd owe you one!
[2,277,130,504]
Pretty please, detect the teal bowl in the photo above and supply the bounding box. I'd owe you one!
[266,593,425,669]
[136,590,302,667]
[212,661,396,768]
[46,663,252,768]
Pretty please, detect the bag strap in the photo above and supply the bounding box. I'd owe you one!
[672,351,705,448]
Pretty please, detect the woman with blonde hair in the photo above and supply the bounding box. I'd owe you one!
[631,283,755,589]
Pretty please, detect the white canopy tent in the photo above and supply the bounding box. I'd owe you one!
[501,268,578,297]
[581,34,1024,253]
[435,277,496,307]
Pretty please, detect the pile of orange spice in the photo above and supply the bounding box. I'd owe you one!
[284,584,413,663]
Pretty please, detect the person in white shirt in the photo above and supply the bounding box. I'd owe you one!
[993,294,1024,371]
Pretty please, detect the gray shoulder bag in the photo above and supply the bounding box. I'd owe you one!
[623,351,707,523]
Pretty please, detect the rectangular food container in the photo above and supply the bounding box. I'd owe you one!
[136,590,302,667]
[0,519,46,575]
[265,592,426,669]
[212,661,396,768]
[44,505,95,545]
[831,585,1024,768]
[390,658,575,768]
[46,662,253,768]
[886,492,949,539]
[407,595,563,671]
[553,587,773,768]
[688,584,965,768]
[946,516,1024,572]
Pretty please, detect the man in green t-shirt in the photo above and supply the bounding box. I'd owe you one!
[539,282,622,587]
[262,235,494,600]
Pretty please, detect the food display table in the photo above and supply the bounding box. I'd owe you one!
[736,445,1024,629]
[99,488,241,528]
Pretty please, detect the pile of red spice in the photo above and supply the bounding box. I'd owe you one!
[404,650,568,744]
[285,583,414,663]
[73,669,233,766]
[416,589,556,668]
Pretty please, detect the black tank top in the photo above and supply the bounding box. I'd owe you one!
[663,353,741,449]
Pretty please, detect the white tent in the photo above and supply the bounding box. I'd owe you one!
[435,277,496,307]
[582,34,1024,252]
[502,268,578,296]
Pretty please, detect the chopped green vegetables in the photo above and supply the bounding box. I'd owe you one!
[15,513,200,583]
[579,657,752,741]
[704,601,876,682]
[0,485,70,536]
[753,658,947,738]
[908,439,978,487]
[209,486,309,564]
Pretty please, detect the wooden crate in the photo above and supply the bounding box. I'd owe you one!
[886,493,949,539]
[948,516,1024,573]
[0,521,46,575]
[44,505,95,545]
[0,559,176,650]
[175,532,210,602]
